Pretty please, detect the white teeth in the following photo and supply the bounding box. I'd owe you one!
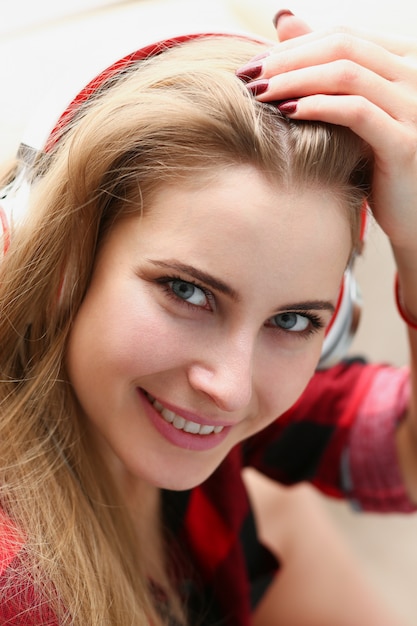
[199,425,215,435]
[173,416,186,430]
[147,393,224,436]
[184,421,200,434]
[161,408,175,423]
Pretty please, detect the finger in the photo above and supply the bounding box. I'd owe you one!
[278,93,412,167]
[272,23,417,59]
[273,10,312,41]
[237,31,417,94]
[249,61,416,120]
[262,33,412,84]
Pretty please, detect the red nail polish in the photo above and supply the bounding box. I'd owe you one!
[236,63,263,82]
[246,80,269,97]
[272,9,295,28]
[277,100,298,114]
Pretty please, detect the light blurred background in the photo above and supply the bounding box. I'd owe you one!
[1,1,417,623]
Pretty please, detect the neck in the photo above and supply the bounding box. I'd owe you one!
[85,425,184,616]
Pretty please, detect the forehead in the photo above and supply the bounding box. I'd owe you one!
[100,165,352,303]
[144,165,350,249]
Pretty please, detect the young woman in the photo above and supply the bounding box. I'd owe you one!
[0,19,415,625]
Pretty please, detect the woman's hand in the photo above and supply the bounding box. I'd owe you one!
[237,12,417,256]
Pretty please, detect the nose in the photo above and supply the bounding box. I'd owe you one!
[187,334,254,412]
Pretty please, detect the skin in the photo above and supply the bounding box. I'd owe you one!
[236,11,417,504]
[66,165,351,501]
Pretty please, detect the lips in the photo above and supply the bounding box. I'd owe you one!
[146,392,224,436]
[139,389,231,452]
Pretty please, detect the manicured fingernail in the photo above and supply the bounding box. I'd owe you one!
[246,80,269,97]
[249,51,271,63]
[273,9,295,28]
[236,63,263,82]
[277,99,298,114]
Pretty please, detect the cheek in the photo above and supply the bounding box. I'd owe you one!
[65,283,188,390]
[252,341,323,435]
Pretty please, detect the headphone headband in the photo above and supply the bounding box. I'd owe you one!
[44,34,219,153]
[1,31,264,249]
[22,32,263,157]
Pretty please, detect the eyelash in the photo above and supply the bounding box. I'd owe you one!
[267,312,326,339]
[155,274,327,338]
[155,275,214,311]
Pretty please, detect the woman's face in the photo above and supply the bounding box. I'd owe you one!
[66,165,352,491]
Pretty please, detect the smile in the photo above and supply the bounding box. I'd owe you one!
[145,393,224,436]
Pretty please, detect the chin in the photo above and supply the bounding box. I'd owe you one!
[150,464,221,492]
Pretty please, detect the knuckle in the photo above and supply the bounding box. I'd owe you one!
[327,25,355,43]
[349,96,369,125]
[326,29,356,57]
[333,59,360,88]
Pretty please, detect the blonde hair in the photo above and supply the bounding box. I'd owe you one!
[0,35,372,624]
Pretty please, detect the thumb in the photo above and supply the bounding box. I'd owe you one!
[273,10,312,41]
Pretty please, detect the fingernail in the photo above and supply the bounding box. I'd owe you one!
[277,99,298,114]
[236,63,263,82]
[249,51,271,63]
[272,9,295,28]
[246,80,269,97]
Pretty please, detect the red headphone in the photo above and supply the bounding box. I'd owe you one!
[0,31,366,369]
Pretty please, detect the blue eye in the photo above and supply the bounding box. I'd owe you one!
[270,312,310,332]
[169,279,208,307]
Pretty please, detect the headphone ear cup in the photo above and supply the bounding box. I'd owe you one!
[317,269,362,370]
[0,164,32,256]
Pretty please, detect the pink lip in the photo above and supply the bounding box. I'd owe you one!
[137,389,232,452]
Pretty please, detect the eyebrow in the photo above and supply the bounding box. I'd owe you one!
[278,301,336,315]
[147,259,239,300]
[147,258,336,314]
